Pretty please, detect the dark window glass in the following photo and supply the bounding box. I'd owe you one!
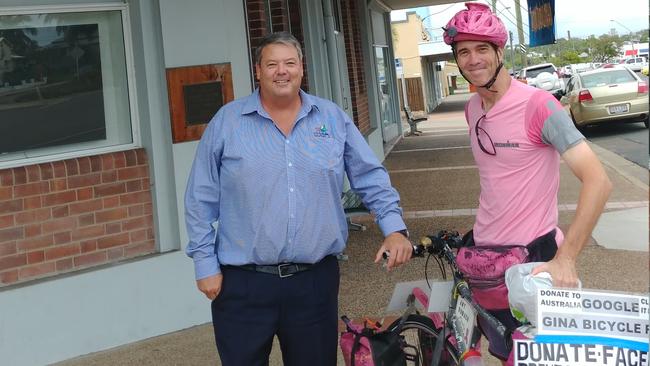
[0,24,106,153]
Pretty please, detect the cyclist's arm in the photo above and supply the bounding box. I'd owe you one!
[526,92,612,286]
[532,141,612,286]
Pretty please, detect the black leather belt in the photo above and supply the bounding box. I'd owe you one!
[224,262,313,278]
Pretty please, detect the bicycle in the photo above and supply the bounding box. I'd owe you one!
[386,230,512,366]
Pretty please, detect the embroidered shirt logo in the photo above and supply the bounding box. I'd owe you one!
[494,140,520,148]
[313,124,331,138]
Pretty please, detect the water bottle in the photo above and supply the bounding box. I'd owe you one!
[461,349,484,366]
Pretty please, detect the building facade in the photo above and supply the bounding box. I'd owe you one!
[392,8,449,113]
[0,0,410,364]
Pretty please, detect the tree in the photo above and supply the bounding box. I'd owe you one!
[587,35,620,63]
[560,50,582,64]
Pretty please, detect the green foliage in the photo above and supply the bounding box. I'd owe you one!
[521,28,648,67]
[561,51,583,64]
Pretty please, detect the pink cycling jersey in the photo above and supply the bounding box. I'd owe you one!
[465,79,565,247]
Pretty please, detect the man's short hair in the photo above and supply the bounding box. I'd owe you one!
[254,32,303,65]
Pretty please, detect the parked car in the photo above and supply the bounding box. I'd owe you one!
[621,57,648,72]
[561,63,593,78]
[517,63,564,93]
[555,65,649,128]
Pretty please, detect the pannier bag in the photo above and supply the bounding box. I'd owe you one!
[340,316,406,366]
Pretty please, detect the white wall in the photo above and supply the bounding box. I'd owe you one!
[159,0,253,252]
[0,252,205,366]
[0,1,252,364]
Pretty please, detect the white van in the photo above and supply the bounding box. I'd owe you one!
[621,57,648,72]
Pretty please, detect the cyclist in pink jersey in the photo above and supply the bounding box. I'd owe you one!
[443,3,612,362]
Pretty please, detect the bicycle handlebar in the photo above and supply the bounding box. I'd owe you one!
[381,230,463,260]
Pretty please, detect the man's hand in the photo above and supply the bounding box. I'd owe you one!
[374,232,412,270]
[196,273,223,300]
[531,255,579,288]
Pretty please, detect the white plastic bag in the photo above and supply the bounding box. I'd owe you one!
[505,262,582,326]
[505,262,552,326]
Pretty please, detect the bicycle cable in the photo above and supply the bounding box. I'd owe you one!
[425,253,432,289]
[424,252,448,290]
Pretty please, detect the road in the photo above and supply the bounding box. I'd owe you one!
[582,122,649,168]
[564,71,649,169]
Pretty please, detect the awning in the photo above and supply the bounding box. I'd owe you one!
[381,0,464,10]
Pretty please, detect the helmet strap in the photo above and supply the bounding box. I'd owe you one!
[478,61,503,92]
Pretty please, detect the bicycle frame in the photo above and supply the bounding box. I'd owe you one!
[408,232,511,365]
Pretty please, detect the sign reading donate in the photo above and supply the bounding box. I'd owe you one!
[514,339,648,366]
[536,289,649,345]
[514,288,650,365]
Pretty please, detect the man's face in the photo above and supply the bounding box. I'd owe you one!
[455,41,503,86]
[255,43,303,102]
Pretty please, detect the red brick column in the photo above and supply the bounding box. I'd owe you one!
[0,148,155,286]
[341,0,371,134]
[246,0,308,91]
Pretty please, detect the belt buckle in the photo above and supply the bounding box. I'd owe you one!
[278,263,295,278]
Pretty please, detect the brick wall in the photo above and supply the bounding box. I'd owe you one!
[246,0,309,91]
[341,0,371,134]
[0,148,155,286]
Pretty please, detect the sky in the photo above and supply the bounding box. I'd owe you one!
[392,0,649,45]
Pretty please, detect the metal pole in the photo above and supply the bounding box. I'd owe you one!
[509,31,515,75]
[514,0,527,67]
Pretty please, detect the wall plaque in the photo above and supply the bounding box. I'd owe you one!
[166,63,233,143]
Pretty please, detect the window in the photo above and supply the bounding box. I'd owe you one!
[375,46,395,128]
[525,65,556,78]
[0,4,136,168]
[566,77,575,93]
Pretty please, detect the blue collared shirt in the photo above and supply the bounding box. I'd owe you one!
[185,89,406,280]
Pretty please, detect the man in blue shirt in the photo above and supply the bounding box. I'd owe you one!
[185,32,412,365]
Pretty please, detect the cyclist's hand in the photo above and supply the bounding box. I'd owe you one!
[531,256,579,288]
[196,273,223,300]
[374,232,412,270]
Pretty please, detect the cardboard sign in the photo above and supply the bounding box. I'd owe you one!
[536,289,649,348]
[515,288,650,365]
[514,339,649,366]
[386,280,453,313]
[453,296,477,349]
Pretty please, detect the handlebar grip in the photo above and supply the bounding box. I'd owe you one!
[382,243,425,260]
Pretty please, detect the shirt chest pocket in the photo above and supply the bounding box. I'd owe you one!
[304,136,343,172]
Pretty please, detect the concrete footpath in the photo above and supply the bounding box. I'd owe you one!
[54,93,649,366]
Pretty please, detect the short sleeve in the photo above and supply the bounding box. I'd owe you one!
[525,90,584,154]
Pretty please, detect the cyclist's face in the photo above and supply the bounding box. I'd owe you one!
[455,41,503,86]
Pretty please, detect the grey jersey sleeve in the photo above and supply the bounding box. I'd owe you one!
[540,99,585,154]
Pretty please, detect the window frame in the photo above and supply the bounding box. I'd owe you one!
[0,2,140,170]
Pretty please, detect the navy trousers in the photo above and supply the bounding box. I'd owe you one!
[211,256,339,366]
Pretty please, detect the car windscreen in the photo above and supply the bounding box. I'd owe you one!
[580,70,636,88]
[526,66,555,78]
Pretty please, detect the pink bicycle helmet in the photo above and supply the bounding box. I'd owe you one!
[443,2,508,48]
